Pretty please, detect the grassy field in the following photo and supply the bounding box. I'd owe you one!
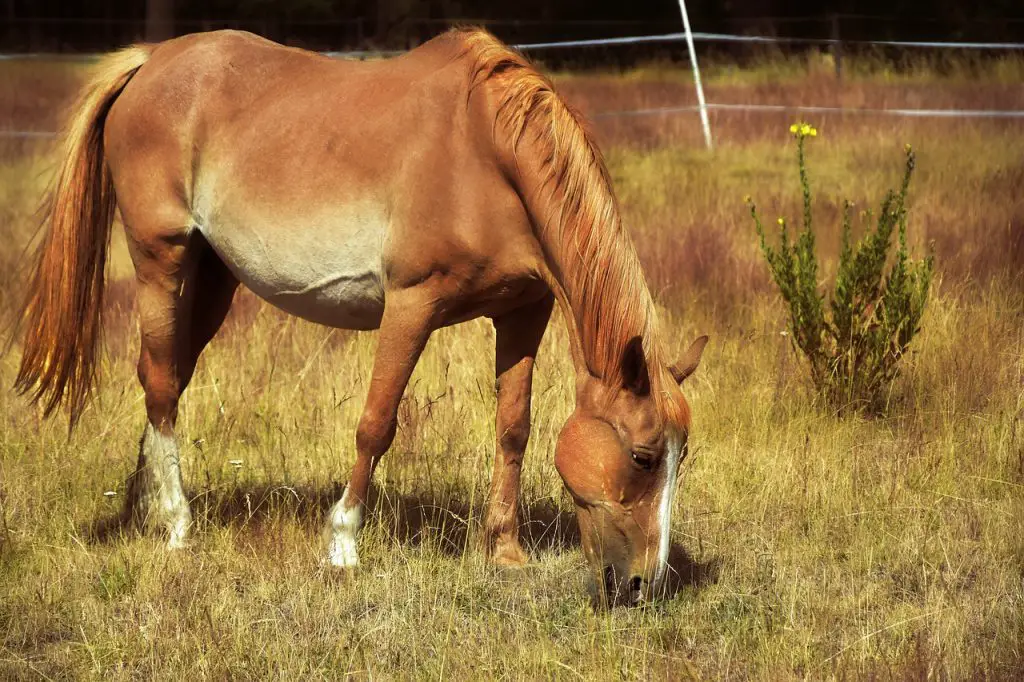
[1,52,1023,679]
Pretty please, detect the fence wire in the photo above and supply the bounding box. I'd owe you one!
[3,30,1023,138]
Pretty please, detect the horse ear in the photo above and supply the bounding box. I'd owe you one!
[620,336,650,395]
[670,335,709,384]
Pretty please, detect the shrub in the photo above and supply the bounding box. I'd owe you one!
[747,123,933,413]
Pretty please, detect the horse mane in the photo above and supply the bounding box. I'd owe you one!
[454,28,688,427]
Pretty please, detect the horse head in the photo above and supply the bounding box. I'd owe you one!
[556,335,707,606]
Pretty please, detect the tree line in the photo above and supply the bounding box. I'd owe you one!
[4,0,1023,52]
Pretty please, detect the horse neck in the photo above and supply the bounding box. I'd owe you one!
[514,143,663,392]
[456,32,670,406]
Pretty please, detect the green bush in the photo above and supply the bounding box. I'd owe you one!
[747,123,933,413]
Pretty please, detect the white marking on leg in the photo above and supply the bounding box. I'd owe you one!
[326,487,363,568]
[135,422,192,549]
[167,520,189,549]
[654,435,682,588]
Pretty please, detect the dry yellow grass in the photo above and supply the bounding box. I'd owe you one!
[1,55,1023,679]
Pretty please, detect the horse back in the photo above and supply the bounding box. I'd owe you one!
[104,30,546,328]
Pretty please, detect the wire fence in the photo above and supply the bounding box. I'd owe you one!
[514,32,1024,51]
[592,103,1024,120]
[5,12,1024,53]
[7,29,1024,61]
[3,28,1024,139]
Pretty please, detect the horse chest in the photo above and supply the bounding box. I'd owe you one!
[197,213,387,330]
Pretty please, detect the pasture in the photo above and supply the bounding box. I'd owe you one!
[1,52,1023,678]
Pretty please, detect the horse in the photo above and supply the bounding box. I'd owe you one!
[15,27,707,606]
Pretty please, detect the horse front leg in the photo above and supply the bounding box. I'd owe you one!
[325,289,437,568]
[484,293,554,566]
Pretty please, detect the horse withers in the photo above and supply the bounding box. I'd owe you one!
[15,28,706,606]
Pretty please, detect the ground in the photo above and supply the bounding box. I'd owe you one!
[1,52,1023,679]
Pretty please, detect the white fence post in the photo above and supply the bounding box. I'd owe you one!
[676,0,713,149]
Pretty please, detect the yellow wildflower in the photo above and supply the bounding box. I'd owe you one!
[790,121,818,139]
[777,217,785,226]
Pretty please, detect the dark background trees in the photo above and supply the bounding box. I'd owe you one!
[3,0,1023,52]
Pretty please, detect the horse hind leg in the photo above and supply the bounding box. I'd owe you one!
[125,228,238,548]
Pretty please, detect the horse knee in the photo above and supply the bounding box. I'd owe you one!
[356,411,397,459]
[498,414,531,457]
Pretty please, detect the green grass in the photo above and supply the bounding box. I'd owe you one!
[1,58,1023,679]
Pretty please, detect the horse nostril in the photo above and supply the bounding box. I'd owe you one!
[601,569,646,605]
[629,576,644,605]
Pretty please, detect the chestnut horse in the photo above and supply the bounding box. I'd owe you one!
[16,28,706,605]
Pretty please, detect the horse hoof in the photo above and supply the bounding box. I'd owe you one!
[166,535,189,550]
[166,518,191,550]
[326,536,360,569]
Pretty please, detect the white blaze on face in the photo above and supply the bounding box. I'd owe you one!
[654,434,683,588]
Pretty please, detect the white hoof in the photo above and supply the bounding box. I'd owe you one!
[326,491,363,568]
[327,533,360,568]
[167,519,190,550]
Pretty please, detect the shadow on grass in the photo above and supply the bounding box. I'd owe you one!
[83,481,718,594]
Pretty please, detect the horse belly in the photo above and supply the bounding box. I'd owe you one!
[198,216,387,330]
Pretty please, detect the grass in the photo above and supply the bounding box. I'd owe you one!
[562,50,1024,87]
[1,54,1023,679]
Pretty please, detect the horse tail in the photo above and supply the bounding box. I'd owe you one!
[15,45,151,426]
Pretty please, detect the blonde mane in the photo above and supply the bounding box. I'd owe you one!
[456,28,687,426]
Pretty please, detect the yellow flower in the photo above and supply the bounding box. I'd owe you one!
[743,194,752,204]
[790,121,818,139]
[904,143,912,154]
[777,217,785,225]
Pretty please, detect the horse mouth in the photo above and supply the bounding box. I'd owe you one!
[602,566,646,607]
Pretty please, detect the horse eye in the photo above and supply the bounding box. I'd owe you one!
[630,450,655,471]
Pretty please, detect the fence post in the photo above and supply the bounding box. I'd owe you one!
[676,0,713,150]
[831,14,843,79]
